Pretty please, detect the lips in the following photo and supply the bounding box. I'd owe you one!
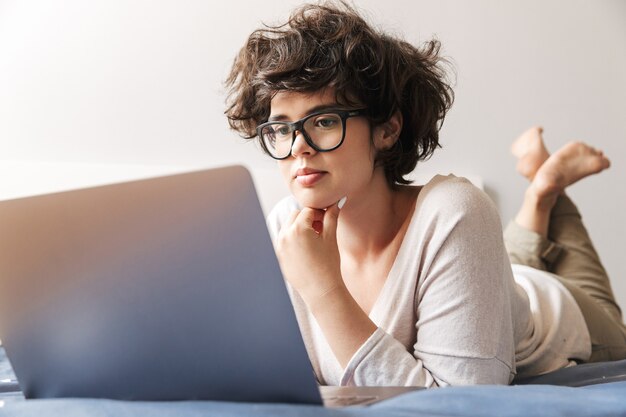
[294,167,327,186]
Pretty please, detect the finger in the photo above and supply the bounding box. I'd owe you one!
[322,202,340,239]
[284,209,300,228]
[295,207,325,232]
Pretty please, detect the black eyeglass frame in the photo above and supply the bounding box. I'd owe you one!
[256,108,368,160]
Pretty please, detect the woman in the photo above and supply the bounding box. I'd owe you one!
[224,2,626,387]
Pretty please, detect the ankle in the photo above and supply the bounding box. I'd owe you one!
[526,182,559,212]
[514,188,555,238]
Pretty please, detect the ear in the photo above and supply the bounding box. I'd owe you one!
[373,110,403,151]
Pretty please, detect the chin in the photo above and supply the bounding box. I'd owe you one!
[292,192,337,210]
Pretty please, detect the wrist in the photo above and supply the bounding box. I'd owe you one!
[304,282,350,315]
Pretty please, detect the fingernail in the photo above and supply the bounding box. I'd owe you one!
[338,196,347,209]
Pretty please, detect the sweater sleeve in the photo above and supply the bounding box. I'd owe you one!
[340,178,516,387]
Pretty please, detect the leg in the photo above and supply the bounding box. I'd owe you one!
[548,195,623,324]
[512,130,610,239]
[506,127,626,361]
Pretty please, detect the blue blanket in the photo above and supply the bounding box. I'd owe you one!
[3,348,626,417]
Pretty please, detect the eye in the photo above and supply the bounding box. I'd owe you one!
[314,115,340,129]
[275,125,291,136]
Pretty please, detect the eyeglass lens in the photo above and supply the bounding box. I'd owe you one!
[260,112,343,158]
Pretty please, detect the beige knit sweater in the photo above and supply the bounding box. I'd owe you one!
[267,175,591,387]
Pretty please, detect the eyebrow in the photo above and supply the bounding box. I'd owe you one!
[268,104,341,122]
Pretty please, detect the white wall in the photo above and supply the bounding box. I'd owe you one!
[1,1,625,307]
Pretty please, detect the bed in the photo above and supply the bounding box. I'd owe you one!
[3,347,626,417]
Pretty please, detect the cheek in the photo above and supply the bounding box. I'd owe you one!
[345,135,377,168]
[346,123,376,157]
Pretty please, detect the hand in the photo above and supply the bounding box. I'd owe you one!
[276,198,378,369]
[275,201,344,307]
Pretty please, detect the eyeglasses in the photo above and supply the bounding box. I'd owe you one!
[256,109,367,160]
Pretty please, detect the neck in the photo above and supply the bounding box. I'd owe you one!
[336,170,414,260]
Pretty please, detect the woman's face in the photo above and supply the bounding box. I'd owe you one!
[269,89,384,209]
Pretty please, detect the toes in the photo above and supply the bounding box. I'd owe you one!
[511,126,545,157]
[588,158,608,174]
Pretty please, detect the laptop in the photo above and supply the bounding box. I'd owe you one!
[0,165,421,406]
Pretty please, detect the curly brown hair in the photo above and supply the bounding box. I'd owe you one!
[224,1,454,186]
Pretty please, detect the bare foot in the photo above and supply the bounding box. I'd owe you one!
[531,141,611,202]
[511,126,550,181]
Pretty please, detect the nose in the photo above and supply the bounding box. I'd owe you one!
[290,130,315,158]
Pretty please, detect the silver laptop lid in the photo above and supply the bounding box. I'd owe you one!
[0,165,322,404]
